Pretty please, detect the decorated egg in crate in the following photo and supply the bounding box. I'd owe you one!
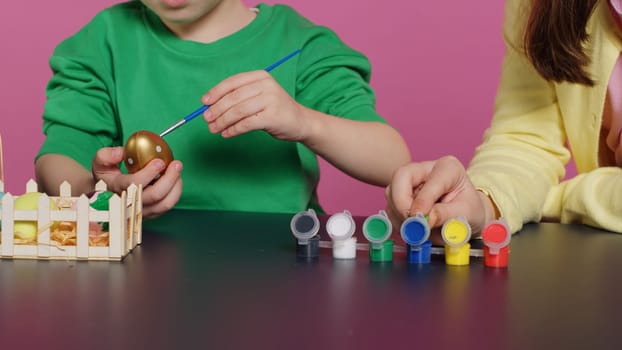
[13,192,58,241]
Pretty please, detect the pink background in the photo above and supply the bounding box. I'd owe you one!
[0,1,506,216]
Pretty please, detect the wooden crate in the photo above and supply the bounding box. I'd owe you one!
[0,179,142,261]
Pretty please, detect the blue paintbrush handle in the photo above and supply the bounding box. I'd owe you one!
[264,49,302,72]
[160,49,301,138]
[183,105,209,123]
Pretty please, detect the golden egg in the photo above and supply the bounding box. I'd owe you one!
[124,130,174,174]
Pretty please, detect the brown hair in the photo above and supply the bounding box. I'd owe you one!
[524,0,599,85]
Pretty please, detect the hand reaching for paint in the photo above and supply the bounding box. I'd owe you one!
[201,70,310,141]
[384,156,497,235]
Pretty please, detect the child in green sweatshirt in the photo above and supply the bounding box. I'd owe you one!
[36,0,410,219]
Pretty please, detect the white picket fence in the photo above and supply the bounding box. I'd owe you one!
[0,179,142,261]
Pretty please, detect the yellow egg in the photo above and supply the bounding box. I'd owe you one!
[124,130,174,174]
[14,192,58,241]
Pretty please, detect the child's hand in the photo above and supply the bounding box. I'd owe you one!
[385,156,494,234]
[202,70,309,140]
[91,147,183,219]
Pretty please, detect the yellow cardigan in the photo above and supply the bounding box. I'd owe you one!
[468,0,622,233]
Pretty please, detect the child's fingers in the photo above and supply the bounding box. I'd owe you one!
[92,147,129,193]
[105,158,166,193]
[204,82,262,123]
[92,147,124,170]
[202,70,270,105]
[389,162,435,217]
[409,156,465,216]
[143,176,183,220]
[141,160,183,205]
[210,97,264,135]
[221,114,263,138]
[428,202,467,228]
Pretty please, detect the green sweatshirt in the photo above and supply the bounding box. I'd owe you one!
[38,1,384,213]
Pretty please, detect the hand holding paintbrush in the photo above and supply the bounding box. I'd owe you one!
[123,50,301,174]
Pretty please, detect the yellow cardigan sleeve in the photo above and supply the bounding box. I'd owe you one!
[543,168,622,232]
[467,0,571,233]
[470,0,622,234]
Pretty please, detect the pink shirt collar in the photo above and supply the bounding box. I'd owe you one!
[604,1,622,166]
[611,0,622,14]
[611,0,622,29]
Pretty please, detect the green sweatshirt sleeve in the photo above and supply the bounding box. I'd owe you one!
[294,27,383,123]
[38,14,118,171]
[542,168,622,232]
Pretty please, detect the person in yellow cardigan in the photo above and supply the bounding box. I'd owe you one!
[386,0,622,236]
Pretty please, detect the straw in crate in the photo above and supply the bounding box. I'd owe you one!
[0,180,142,261]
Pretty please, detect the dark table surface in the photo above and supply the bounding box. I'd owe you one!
[1,210,621,350]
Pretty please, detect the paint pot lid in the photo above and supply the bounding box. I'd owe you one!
[326,210,355,241]
[290,209,320,243]
[363,211,392,243]
[482,219,511,251]
[441,217,472,247]
[400,214,430,245]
